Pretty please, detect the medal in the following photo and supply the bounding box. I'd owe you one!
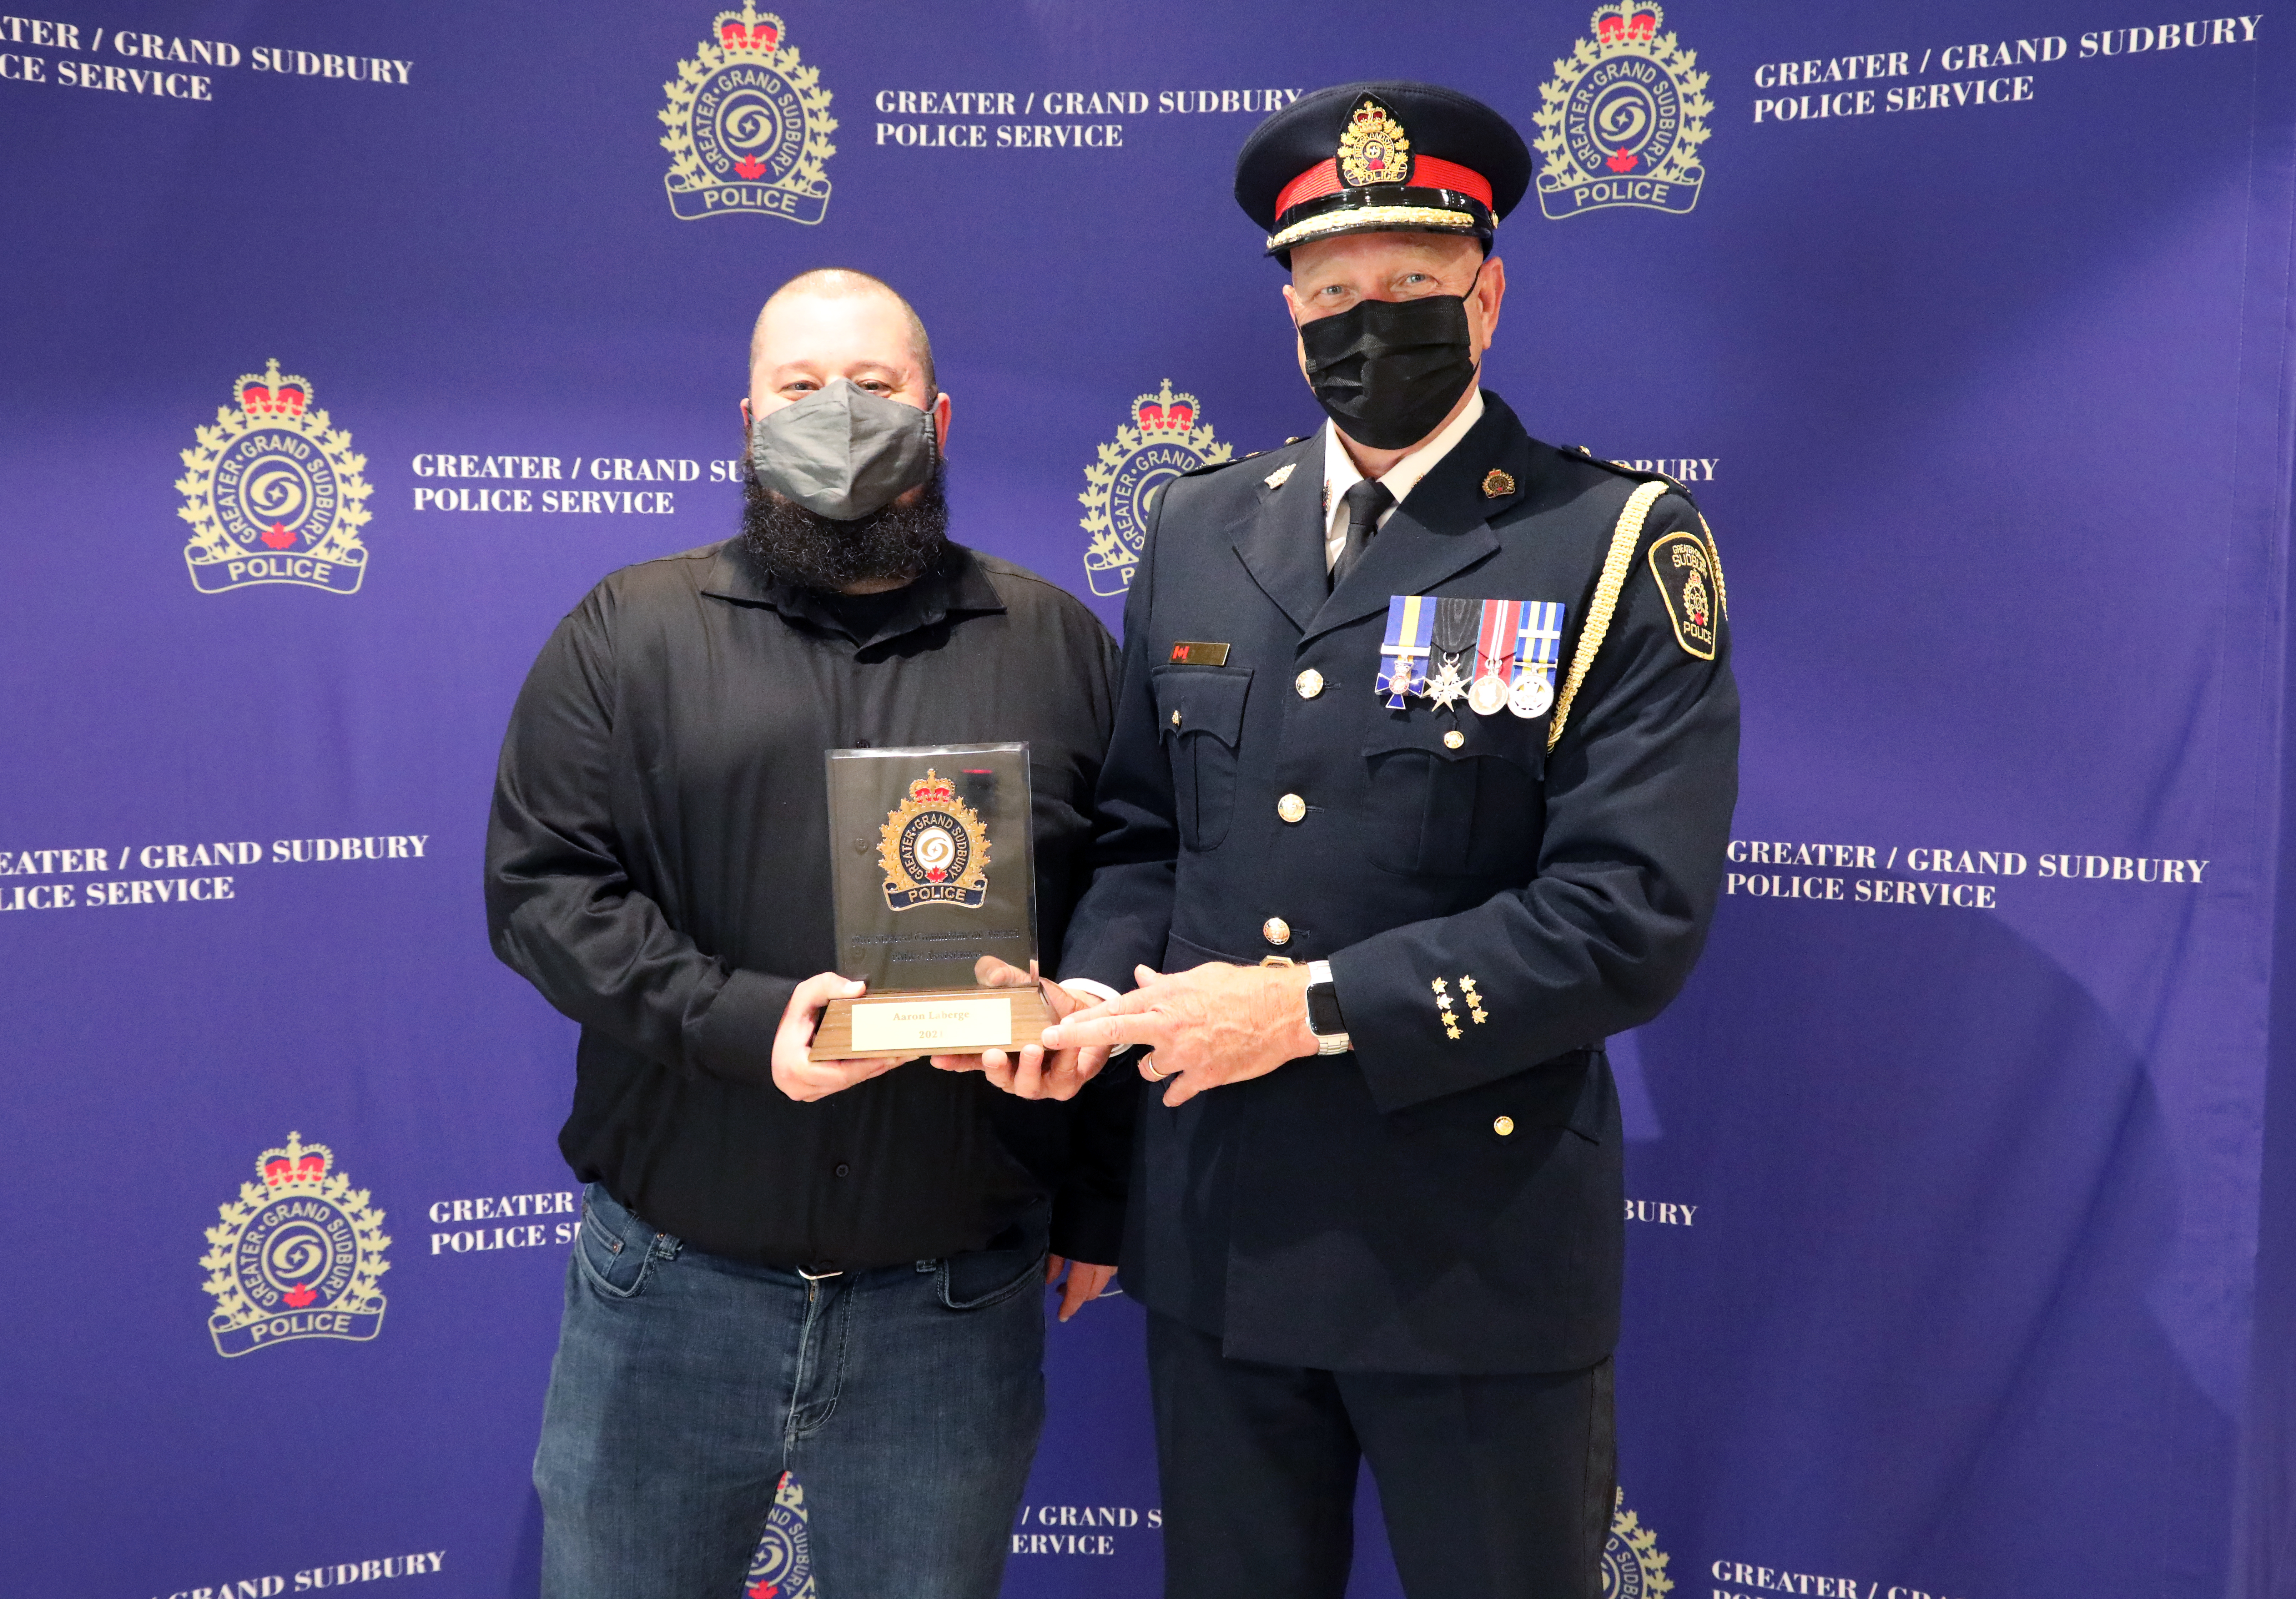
[1377,595,1435,708]
[1426,598,1481,713]
[1509,600,1568,720]
[1469,598,1523,717]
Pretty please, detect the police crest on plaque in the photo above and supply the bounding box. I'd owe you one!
[175,360,373,595]
[878,768,991,911]
[659,4,837,223]
[1534,3,1712,219]
[1080,380,1233,597]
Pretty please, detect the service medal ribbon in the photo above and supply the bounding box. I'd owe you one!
[1378,595,1435,708]
[1509,600,1568,718]
[1469,598,1524,716]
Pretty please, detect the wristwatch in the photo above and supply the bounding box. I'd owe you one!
[1303,959,1351,1055]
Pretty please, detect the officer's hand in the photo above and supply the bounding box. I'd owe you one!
[1046,1254,1118,1321]
[774,972,906,1103]
[1043,961,1316,1108]
[928,958,1111,1101]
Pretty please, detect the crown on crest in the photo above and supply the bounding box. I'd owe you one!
[1133,380,1200,437]
[235,359,310,418]
[1593,2,1662,43]
[714,4,783,52]
[258,1131,333,1188]
[907,769,955,804]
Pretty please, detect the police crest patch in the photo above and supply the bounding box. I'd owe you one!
[659,4,836,223]
[1602,1488,1675,1599]
[176,360,372,595]
[1534,3,1712,219]
[200,1132,391,1358]
[879,769,991,911]
[743,1471,815,1599]
[1080,380,1233,597]
[1647,529,1717,659]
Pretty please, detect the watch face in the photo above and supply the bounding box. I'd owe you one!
[1306,982,1346,1035]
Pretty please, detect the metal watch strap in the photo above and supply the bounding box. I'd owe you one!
[1304,959,1350,1054]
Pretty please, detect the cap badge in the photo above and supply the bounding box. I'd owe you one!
[1481,468,1516,499]
[1336,96,1412,188]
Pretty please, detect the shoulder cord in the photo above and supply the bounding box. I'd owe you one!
[1549,479,1668,752]
[1697,510,1728,620]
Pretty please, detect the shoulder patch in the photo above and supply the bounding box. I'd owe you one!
[1647,529,1719,659]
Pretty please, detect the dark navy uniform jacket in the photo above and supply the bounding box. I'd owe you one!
[1060,392,1739,1374]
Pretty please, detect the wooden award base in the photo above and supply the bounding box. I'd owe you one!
[811,985,1056,1062]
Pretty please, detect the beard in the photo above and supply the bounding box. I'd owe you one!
[740,465,951,595]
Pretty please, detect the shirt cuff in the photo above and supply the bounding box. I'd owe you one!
[1056,977,1138,1057]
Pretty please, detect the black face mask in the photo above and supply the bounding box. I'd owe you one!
[1296,272,1482,451]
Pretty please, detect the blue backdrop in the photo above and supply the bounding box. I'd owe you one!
[7,2,2296,1595]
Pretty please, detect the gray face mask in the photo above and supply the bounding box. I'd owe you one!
[747,377,939,521]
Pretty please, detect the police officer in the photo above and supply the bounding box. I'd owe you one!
[1032,82,1741,1597]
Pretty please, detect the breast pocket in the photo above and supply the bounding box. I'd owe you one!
[1362,712,1545,878]
[1152,666,1253,853]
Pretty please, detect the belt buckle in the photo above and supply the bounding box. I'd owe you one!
[797,1265,844,1281]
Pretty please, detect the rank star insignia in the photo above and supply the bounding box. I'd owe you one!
[1445,1024,1463,1040]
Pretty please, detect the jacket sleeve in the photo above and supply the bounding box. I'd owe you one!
[1046,614,1138,1266]
[483,585,794,1085]
[1331,495,1741,1113]
[1056,490,1181,991]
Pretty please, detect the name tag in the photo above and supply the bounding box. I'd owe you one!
[1168,641,1231,666]
[848,994,1013,1052]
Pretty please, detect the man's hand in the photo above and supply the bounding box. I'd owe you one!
[928,957,1112,1101]
[1042,961,1317,1108]
[773,971,907,1103]
[1046,1254,1118,1321]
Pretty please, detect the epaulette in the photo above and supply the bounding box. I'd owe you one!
[1565,444,1695,501]
[1175,453,1255,480]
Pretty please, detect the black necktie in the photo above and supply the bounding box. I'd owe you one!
[1333,478,1394,589]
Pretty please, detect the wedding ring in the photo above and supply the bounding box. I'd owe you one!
[1141,1055,1167,1081]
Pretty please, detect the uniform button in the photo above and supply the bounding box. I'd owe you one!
[1492,1116,1515,1137]
[1443,729,1465,750]
[1263,917,1292,946]
[834,1162,851,1177]
[1277,793,1307,823]
[1170,710,1182,726]
[1295,669,1324,699]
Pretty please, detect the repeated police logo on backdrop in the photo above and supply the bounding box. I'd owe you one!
[660,4,837,223]
[1080,381,1234,597]
[1602,1490,1675,1599]
[742,1473,815,1599]
[1536,3,1711,217]
[175,360,372,595]
[200,1131,391,1357]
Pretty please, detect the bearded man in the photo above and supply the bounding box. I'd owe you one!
[485,268,1131,1599]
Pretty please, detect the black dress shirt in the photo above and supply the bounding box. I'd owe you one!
[485,538,1131,1270]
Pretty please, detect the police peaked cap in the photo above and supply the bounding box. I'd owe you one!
[1235,81,1532,260]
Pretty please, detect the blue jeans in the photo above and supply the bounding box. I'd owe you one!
[534,1184,1048,1599]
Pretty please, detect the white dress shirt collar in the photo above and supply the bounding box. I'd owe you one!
[1320,388,1487,570]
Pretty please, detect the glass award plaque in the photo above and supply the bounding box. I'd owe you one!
[811,742,1052,1060]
